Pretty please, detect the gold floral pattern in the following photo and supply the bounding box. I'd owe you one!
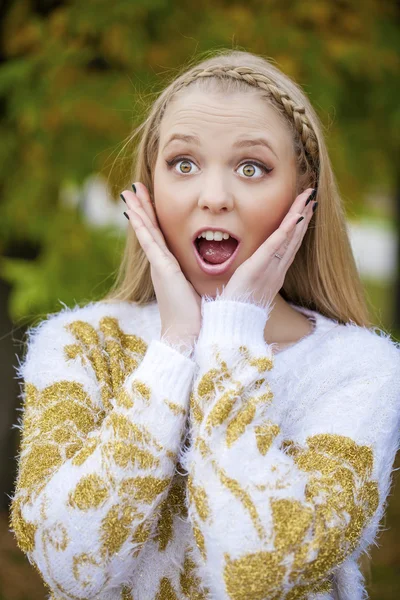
[186,342,380,600]
[10,308,386,600]
[10,312,195,599]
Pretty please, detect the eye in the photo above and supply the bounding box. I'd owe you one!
[237,160,273,179]
[165,156,273,178]
[165,156,199,174]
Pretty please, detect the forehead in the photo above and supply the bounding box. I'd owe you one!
[159,89,293,153]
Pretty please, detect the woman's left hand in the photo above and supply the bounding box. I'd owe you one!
[221,188,317,307]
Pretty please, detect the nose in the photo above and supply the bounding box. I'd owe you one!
[198,173,234,212]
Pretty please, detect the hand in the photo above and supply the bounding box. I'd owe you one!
[221,188,317,308]
[121,183,202,348]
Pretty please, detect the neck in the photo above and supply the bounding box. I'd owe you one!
[264,293,311,346]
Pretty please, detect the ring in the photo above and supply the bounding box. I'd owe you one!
[274,253,283,260]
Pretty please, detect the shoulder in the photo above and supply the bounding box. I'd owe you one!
[310,318,400,470]
[22,299,160,359]
[28,299,157,334]
[318,317,400,374]
[289,315,400,448]
[302,314,400,416]
[290,311,399,393]
[18,299,160,385]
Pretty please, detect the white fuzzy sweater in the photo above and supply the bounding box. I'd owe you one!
[9,293,400,600]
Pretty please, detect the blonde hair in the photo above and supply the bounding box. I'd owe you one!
[102,48,371,328]
[100,48,374,584]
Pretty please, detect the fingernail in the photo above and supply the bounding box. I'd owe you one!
[132,183,136,193]
[120,193,127,204]
[123,211,129,220]
[296,216,305,224]
[305,189,317,207]
[312,201,318,213]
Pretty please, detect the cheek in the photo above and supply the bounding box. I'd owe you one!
[269,203,291,232]
[152,168,164,206]
[243,191,294,252]
[153,206,186,258]
[255,196,292,234]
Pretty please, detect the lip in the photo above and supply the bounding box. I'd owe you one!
[192,238,241,276]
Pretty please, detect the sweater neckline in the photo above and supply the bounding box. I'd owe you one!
[144,298,336,358]
[271,303,332,359]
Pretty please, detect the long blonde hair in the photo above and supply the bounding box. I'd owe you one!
[101,49,374,582]
[102,48,371,328]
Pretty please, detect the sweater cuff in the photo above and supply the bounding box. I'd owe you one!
[195,299,271,351]
[130,339,196,405]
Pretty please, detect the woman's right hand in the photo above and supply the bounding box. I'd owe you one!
[121,183,202,349]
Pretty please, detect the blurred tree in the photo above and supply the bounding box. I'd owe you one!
[0,1,399,593]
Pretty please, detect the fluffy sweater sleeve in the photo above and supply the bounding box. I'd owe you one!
[9,307,196,599]
[181,295,400,600]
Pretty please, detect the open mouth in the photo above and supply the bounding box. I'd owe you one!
[192,236,241,275]
[194,237,239,265]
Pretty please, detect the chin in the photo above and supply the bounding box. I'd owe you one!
[191,279,227,299]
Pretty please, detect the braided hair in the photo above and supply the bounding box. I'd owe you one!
[142,58,321,202]
[105,50,371,329]
[160,65,319,182]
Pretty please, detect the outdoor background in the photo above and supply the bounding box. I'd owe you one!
[1,0,400,598]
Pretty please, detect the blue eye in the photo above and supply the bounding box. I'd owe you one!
[165,156,273,178]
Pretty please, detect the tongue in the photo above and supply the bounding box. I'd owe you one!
[197,238,238,264]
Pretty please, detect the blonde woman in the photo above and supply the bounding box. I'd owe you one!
[10,50,400,600]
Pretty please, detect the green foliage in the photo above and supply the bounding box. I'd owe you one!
[1,206,124,323]
[363,278,400,343]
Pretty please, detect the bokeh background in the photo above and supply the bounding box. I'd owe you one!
[1,1,400,598]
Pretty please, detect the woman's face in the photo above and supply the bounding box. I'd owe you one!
[153,89,297,298]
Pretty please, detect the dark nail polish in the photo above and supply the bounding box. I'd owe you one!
[120,193,127,204]
[123,211,129,220]
[312,201,318,213]
[132,183,136,193]
[296,216,304,224]
[305,189,317,207]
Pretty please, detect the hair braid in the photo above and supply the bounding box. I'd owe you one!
[105,49,372,328]
[161,64,320,178]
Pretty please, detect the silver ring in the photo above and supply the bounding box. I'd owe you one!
[274,253,283,260]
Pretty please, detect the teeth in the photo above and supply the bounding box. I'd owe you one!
[197,231,231,241]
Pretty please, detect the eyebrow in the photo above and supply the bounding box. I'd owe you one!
[162,133,278,159]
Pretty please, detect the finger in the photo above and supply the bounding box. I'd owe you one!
[269,187,315,252]
[267,211,304,257]
[251,199,311,270]
[293,187,315,216]
[123,192,169,254]
[126,208,172,268]
[279,187,315,230]
[275,191,316,263]
[132,182,159,228]
[123,189,157,229]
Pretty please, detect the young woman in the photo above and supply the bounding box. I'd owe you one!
[10,49,400,600]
